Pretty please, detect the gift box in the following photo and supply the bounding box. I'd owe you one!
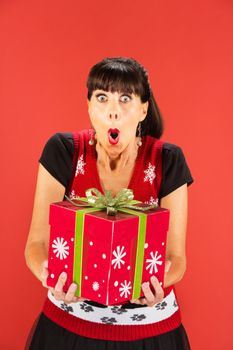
[47,189,170,306]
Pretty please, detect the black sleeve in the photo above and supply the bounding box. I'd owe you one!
[38,132,74,188]
[159,143,194,198]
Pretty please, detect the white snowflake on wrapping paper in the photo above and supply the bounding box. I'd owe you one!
[143,162,156,185]
[75,154,86,176]
[92,282,100,291]
[144,196,158,206]
[119,280,132,298]
[52,237,69,260]
[146,251,163,274]
[111,246,126,269]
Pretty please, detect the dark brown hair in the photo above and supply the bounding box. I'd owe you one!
[86,57,164,139]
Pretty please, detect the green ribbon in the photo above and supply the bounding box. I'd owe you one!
[65,188,158,300]
[73,207,99,296]
[65,188,157,215]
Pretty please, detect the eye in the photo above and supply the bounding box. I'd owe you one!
[96,94,107,102]
[120,95,131,103]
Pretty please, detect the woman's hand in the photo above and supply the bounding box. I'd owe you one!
[40,260,85,304]
[130,260,172,307]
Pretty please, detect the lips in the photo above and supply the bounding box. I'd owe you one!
[108,128,120,145]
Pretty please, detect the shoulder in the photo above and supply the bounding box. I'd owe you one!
[162,141,185,160]
[38,132,76,176]
[38,131,86,189]
[162,142,180,151]
[143,136,194,199]
[144,135,183,158]
[161,142,193,175]
[158,141,194,198]
[39,129,92,166]
[40,129,90,153]
[42,132,74,152]
[38,132,74,171]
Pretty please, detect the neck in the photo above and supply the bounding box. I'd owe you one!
[109,157,121,170]
[108,136,141,169]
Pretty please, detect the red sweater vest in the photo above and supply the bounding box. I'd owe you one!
[43,129,182,341]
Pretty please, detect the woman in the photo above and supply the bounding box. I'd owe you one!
[25,56,194,349]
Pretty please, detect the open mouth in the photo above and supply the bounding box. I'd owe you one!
[108,128,120,145]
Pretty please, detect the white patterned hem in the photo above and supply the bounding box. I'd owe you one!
[47,289,179,325]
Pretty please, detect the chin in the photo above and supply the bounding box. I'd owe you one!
[107,145,123,158]
[107,149,121,158]
[100,137,125,157]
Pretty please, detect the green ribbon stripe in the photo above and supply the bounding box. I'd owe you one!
[73,206,147,300]
[73,207,99,296]
[118,208,147,299]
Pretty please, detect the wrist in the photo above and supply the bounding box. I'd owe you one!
[163,256,186,288]
[25,241,48,282]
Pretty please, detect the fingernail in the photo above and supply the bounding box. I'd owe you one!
[142,282,149,288]
[61,272,67,278]
[151,276,156,281]
[70,283,77,291]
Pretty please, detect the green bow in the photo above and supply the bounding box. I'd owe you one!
[65,188,158,215]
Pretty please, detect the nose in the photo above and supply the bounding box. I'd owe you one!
[109,112,119,120]
[108,99,120,120]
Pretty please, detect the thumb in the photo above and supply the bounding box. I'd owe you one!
[165,260,172,272]
[40,260,49,280]
[42,260,48,269]
[96,141,111,171]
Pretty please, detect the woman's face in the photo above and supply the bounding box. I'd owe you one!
[87,89,148,158]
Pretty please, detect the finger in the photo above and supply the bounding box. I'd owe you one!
[130,298,143,305]
[53,272,67,300]
[138,297,148,305]
[119,143,131,168]
[64,283,77,304]
[119,141,137,168]
[129,138,139,160]
[40,260,48,278]
[41,269,48,283]
[97,140,108,159]
[150,276,164,303]
[42,278,49,288]
[96,141,111,171]
[141,282,156,306]
[42,260,48,269]
[41,266,49,287]
[49,287,55,296]
[41,267,48,279]
[78,297,86,302]
[65,296,87,304]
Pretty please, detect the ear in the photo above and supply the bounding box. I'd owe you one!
[140,101,149,122]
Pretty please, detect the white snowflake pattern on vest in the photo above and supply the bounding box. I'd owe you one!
[75,154,86,176]
[69,189,76,199]
[143,162,156,184]
[144,196,158,206]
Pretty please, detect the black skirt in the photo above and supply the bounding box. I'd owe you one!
[25,312,191,350]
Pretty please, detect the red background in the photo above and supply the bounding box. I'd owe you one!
[0,0,232,349]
